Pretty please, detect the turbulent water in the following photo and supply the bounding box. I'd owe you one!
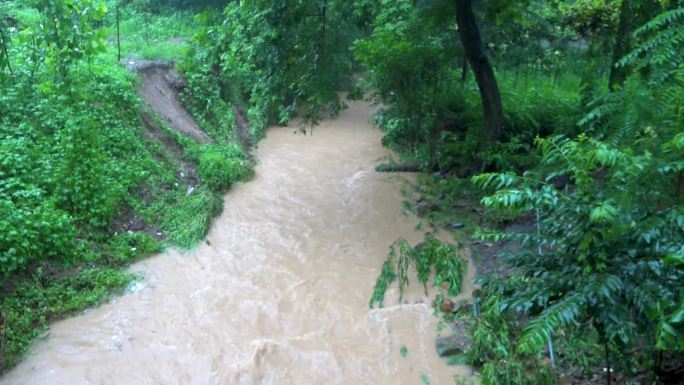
[1,100,474,385]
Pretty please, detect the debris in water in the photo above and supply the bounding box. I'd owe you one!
[126,281,146,293]
[440,299,454,313]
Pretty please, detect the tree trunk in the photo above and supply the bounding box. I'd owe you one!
[604,340,612,385]
[0,22,12,74]
[455,0,503,143]
[116,2,121,63]
[608,0,632,90]
[460,56,468,86]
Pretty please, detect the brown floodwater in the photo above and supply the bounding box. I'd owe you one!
[1,100,475,385]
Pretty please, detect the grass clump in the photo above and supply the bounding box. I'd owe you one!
[197,144,252,194]
[161,187,222,248]
[101,232,163,266]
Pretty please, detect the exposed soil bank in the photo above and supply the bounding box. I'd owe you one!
[126,58,212,143]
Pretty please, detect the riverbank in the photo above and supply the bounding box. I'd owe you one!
[0,3,252,370]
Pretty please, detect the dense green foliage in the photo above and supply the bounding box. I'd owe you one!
[197,143,252,193]
[189,0,366,136]
[353,0,460,167]
[467,294,555,385]
[353,0,589,174]
[473,131,683,380]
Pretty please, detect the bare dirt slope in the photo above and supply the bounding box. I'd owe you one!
[126,59,212,143]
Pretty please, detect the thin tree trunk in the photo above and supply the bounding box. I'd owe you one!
[460,56,468,86]
[144,11,149,47]
[116,3,121,62]
[455,0,503,143]
[317,2,327,67]
[604,340,612,385]
[0,23,12,74]
[651,347,661,383]
[608,0,632,90]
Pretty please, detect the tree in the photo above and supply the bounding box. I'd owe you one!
[33,0,107,80]
[0,5,11,75]
[116,1,121,62]
[455,0,503,142]
[201,0,360,135]
[352,0,458,165]
[608,0,632,89]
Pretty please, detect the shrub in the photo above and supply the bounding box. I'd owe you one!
[472,133,684,377]
[467,294,555,385]
[0,199,76,275]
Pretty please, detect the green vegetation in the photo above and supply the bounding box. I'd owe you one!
[2,268,135,368]
[466,294,555,384]
[189,0,367,136]
[106,4,196,60]
[197,144,252,193]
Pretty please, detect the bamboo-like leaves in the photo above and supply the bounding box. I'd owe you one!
[369,237,466,308]
[474,128,684,359]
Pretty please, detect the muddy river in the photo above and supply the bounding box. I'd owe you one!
[1,100,474,385]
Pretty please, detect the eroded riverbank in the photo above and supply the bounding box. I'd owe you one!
[1,100,474,385]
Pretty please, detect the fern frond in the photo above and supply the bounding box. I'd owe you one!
[518,293,584,352]
[620,7,684,81]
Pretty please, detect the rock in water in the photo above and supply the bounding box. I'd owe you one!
[441,299,454,313]
[435,334,469,358]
